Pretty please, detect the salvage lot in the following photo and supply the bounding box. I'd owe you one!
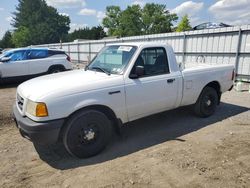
[0,85,250,187]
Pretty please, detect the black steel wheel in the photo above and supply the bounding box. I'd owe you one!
[194,86,219,118]
[48,66,64,74]
[63,110,112,158]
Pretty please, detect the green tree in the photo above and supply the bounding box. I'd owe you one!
[68,26,106,41]
[102,3,178,37]
[102,6,121,36]
[142,4,178,34]
[176,15,192,32]
[12,0,70,47]
[12,26,31,47]
[0,31,15,48]
[91,26,106,39]
[118,5,143,37]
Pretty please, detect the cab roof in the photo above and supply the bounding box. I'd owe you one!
[106,42,170,48]
[7,47,63,52]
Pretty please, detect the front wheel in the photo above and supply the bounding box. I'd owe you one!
[194,86,219,118]
[63,110,112,158]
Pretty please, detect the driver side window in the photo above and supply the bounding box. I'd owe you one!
[131,47,169,77]
[9,50,27,62]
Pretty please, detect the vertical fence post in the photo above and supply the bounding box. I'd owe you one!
[88,42,91,63]
[68,43,70,57]
[182,34,187,69]
[60,40,62,49]
[235,28,242,80]
[77,42,80,64]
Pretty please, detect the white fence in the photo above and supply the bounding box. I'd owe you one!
[37,25,250,81]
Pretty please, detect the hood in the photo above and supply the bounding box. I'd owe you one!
[17,70,123,101]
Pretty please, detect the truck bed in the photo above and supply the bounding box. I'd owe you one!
[179,62,234,107]
[181,62,234,72]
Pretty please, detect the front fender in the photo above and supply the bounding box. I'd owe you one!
[73,98,110,113]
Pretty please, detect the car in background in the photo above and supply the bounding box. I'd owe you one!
[0,48,3,54]
[0,48,72,84]
[193,22,231,30]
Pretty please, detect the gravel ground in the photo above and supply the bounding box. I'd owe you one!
[0,85,249,188]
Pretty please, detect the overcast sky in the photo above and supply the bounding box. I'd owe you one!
[0,0,250,38]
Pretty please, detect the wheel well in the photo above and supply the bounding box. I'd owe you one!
[59,105,121,141]
[48,64,65,72]
[83,105,122,132]
[205,81,221,103]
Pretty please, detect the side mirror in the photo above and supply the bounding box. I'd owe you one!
[0,57,11,63]
[129,66,144,79]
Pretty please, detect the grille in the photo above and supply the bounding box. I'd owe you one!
[17,93,24,111]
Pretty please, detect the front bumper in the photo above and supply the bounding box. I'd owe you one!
[13,104,65,145]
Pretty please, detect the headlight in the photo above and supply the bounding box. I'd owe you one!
[26,100,48,117]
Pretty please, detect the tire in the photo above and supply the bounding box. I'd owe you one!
[194,86,219,118]
[48,66,64,74]
[63,110,112,158]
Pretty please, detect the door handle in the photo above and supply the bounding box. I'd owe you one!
[167,78,175,83]
[109,91,121,95]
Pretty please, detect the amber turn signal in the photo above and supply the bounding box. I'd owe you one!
[36,103,48,117]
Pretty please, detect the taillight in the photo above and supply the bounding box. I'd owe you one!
[66,55,71,62]
[231,69,235,80]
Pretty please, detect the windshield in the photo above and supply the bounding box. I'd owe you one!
[0,50,27,62]
[0,50,16,59]
[88,45,137,75]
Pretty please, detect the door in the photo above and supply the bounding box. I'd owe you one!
[125,47,180,121]
[0,50,29,78]
[27,49,49,75]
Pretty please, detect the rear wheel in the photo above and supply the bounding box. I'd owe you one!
[48,66,64,74]
[194,86,219,117]
[63,110,112,158]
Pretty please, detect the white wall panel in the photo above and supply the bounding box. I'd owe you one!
[36,25,250,81]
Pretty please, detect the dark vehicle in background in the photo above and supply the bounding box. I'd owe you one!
[193,22,231,30]
[0,48,3,54]
[0,47,72,84]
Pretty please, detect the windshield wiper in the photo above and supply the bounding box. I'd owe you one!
[84,64,89,71]
[90,66,111,76]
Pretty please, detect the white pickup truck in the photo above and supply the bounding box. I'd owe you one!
[13,42,234,158]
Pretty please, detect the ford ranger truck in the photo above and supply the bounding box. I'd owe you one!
[13,42,235,158]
